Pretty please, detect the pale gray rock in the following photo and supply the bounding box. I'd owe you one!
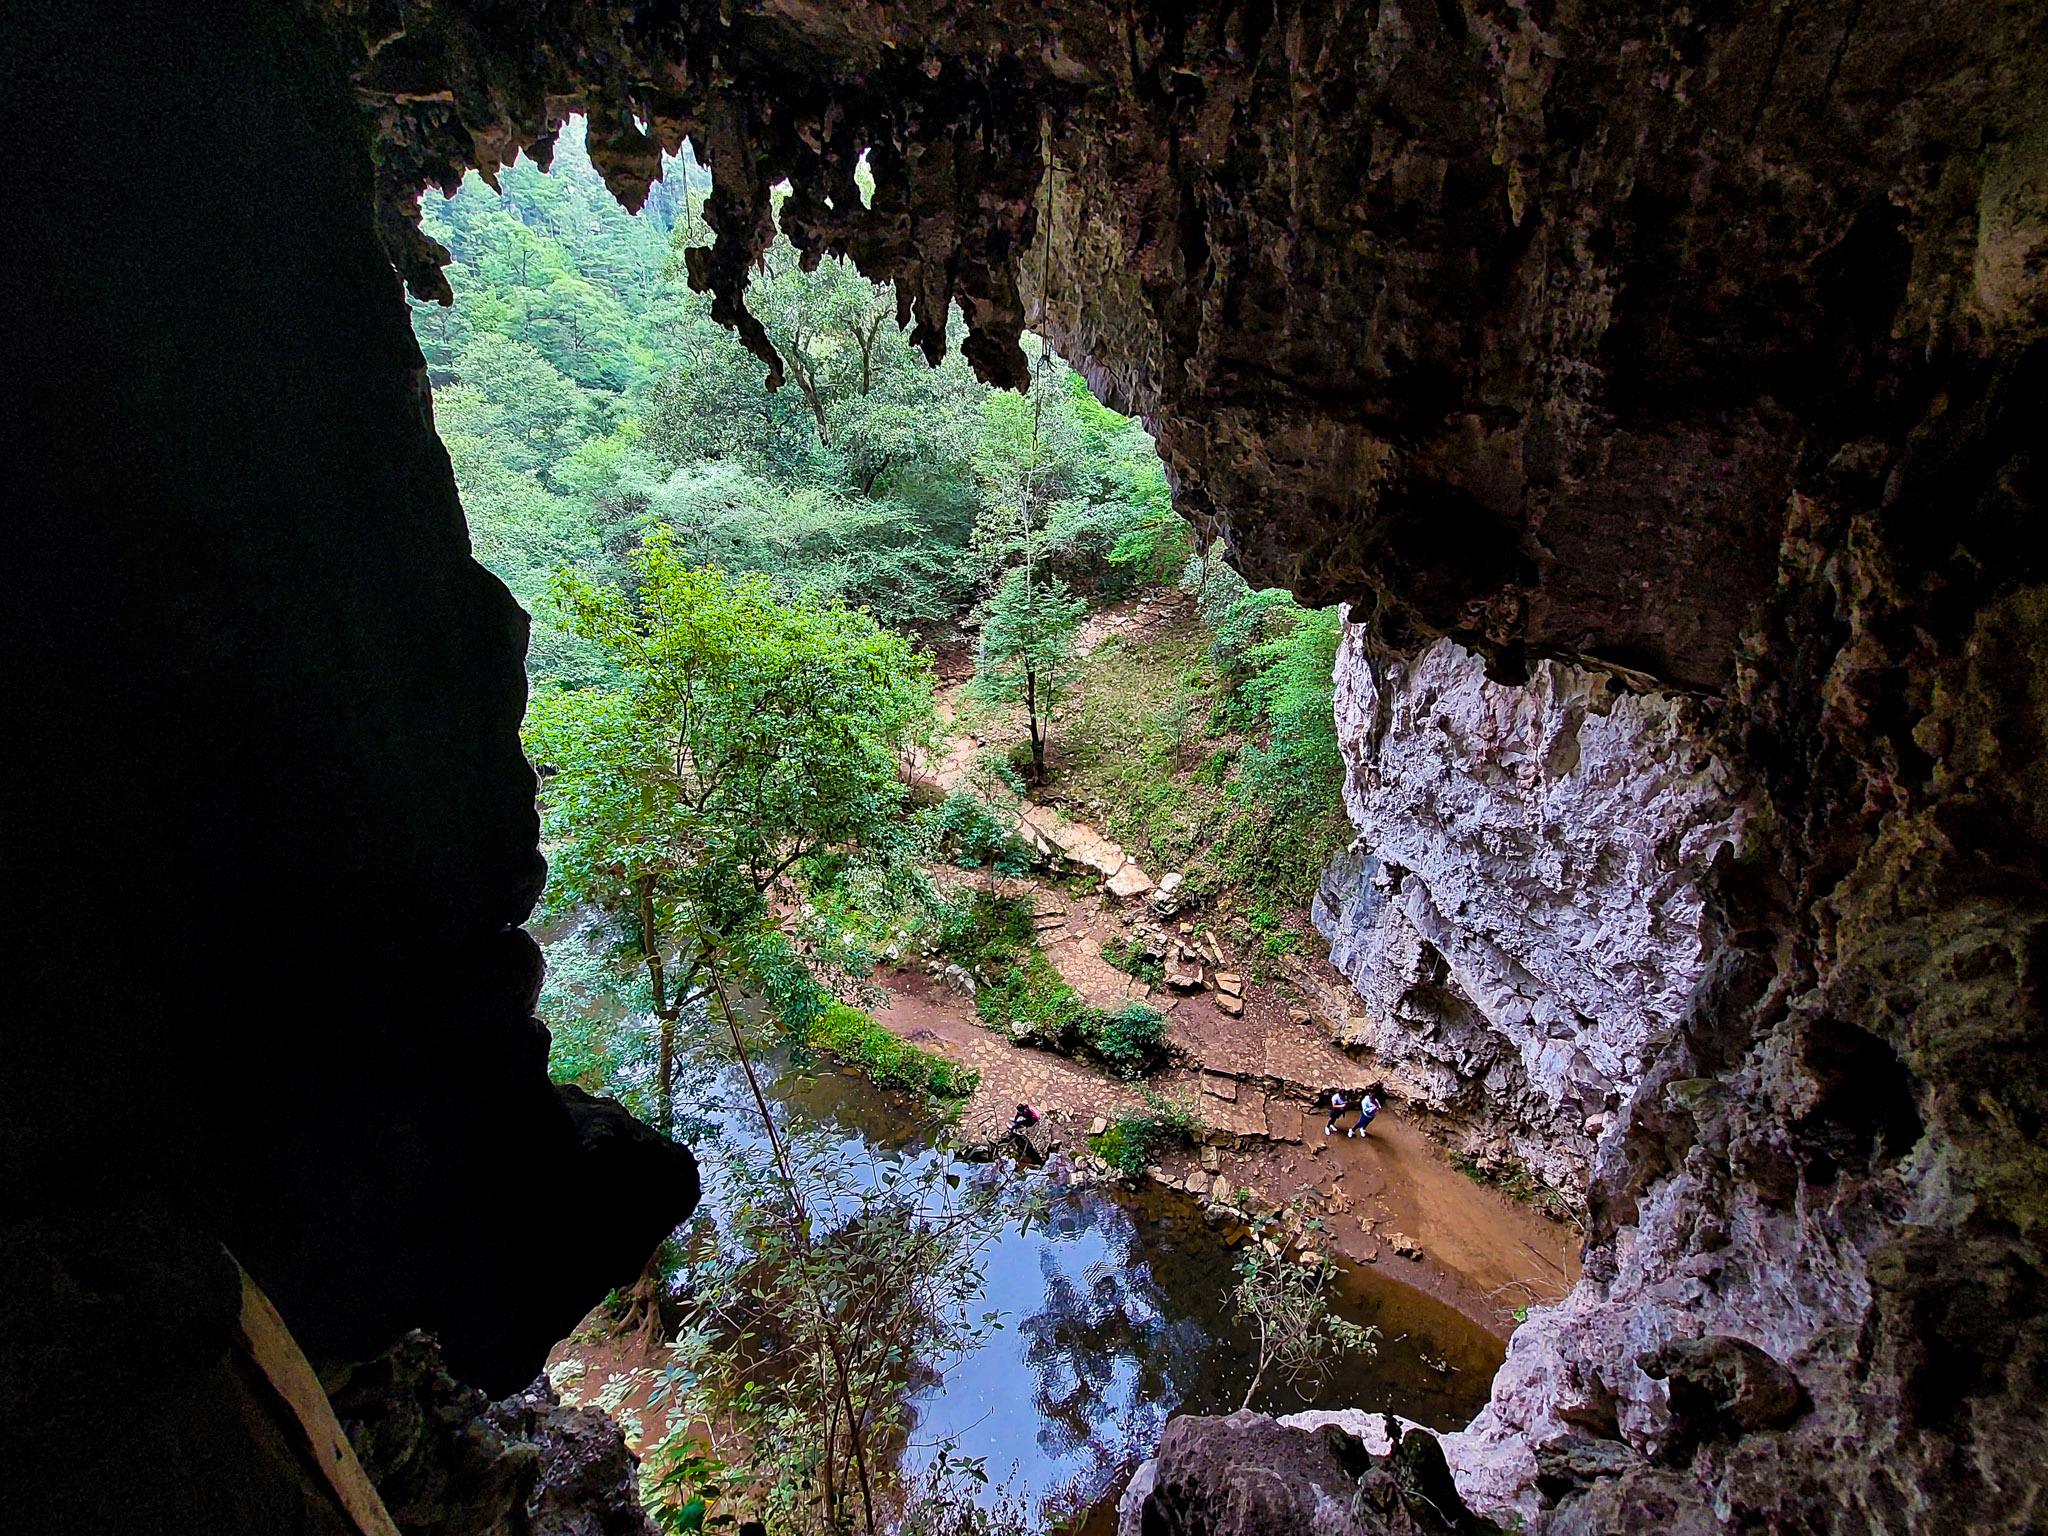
[1315,630,1742,1198]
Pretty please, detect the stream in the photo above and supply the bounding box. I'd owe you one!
[566,992,1505,1527]
[779,1067,1502,1520]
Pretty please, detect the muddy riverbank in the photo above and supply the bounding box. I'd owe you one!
[870,957,1578,1338]
[547,1032,1507,1527]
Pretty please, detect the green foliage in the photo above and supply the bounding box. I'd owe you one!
[805,1002,978,1100]
[975,949,1089,1046]
[532,536,934,933]
[1100,934,1165,988]
[418,123,1182,681]
[654,1133,1009,1535]
[970,567,1088,782]
[536,925,654,1097]
[525,541,934,1121]
[893,1451,1033,1536]
[919,791,1036,875]
[1090,1093,1199,1176]
[1230,1205,1380,1409]
[930,890,1035,975]
[972,947,1167,1077]
[1046,587,1348,908]
[1221,597,1349,894]
[1087,1002,1168,1079]
[643,1438,743,1535]
[1245,903,1303,961]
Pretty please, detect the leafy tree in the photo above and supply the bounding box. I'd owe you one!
[971,566,1086,783]
[444,332,588,479]
[1231,1202,1378,1409]
[648,1121,1013,1535]
[1207,586,1350,896]
[524,531,935,1125]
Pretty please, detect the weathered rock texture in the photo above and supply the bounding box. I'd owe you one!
[1120,1410,1497,1535]
[1314,635,1743,1196]
[329,1333,657,1536]
[7,1,2047,1533]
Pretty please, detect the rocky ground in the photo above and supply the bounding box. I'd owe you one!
[875,860,1578,1335]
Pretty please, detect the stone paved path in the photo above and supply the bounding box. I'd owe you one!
[868,963,1150,1141]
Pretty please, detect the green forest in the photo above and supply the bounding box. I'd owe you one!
[412,120,1364,1534]
[418,121,1352,1079]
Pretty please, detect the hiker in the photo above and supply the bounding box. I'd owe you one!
[1324,1088,1350,1135]
[1007,1102,1040,1136]
[1349,1088,1383,1137]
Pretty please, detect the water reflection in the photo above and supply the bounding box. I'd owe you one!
[769,1066,1503,1520]
[559,963,1502,1524]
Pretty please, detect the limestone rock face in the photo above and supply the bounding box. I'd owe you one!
[1314,634,1742,1196]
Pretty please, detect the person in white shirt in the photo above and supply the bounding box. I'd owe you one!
[1349,1090,1382,1137]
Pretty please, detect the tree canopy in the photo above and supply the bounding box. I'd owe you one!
[525,532,934,1119]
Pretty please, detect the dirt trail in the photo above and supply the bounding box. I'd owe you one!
[897,604,1578,1333]
[872,946,1578,1336]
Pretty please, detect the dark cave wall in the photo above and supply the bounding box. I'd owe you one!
[2,7,694,1513]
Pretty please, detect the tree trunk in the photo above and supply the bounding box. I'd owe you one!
[1025,662,1046,783]
[618,1246,668,1350]
[788,347,832,445]
[658,1014,676,1131]
[637,877,677,1129]
[857,315,883,394]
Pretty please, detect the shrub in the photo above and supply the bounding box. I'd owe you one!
[976,950,1089,1048]
[923,790,1036,875]
[1100,934,1165,988]
[1090,1092,1198,1176]
[805,1001,979,1099]
[933,889,1035,975]
[1085,1002,1168,1078]
[1246,903,1302,960]
[977,956,1168,1078]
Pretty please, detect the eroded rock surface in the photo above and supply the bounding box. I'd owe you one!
[332,1333,656,1536]
[1314,635,1742,1197]
[1121,1410,1497,1536]
[324,0,2046,691]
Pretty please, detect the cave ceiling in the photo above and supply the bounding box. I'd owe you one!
[332,0,2046,693]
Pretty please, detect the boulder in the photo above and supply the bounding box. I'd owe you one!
[1106,862,1155,899]
[1641,1335,1808,1456]
[1119,1411,1497,1535]
[486,1378,658,1536]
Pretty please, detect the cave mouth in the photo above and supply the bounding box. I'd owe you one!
[413,116,1577,1528]
[10,2,2044,1534]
